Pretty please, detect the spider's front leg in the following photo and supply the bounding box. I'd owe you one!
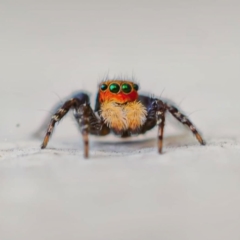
[139,96,166,153]
[41,93,100,158]
[151,99,167,153]
[73,102,102,158]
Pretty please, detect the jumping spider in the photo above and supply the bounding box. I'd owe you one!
[41,80,205,158]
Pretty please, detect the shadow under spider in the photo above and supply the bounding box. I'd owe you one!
[93,133,197,151]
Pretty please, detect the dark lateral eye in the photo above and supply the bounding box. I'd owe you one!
[109,83,120,93]
[133,84,139,91]
[100,84,108,91]
[122,83,132,93]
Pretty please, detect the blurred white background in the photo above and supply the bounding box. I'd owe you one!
[1,0,239,141]
[0,1,240,240]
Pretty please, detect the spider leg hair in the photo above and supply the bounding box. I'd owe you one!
[41,92,97,158]
[41,98,79,148]
[157,111,166,154]
[165,103,205,145]
[150,99,167,153]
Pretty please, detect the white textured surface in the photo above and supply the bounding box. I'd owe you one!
[1,0,240,240]
[1,137,240,240]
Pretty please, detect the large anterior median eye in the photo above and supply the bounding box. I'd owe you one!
[122,83,132,93]
[109,83,120,93]
[100,84,108,91]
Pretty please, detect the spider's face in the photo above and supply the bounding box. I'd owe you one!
[98,80,146,134]
[98,80,139,104]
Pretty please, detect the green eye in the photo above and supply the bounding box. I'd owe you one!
[100,84,108,91]
[122,83,132,93]
[109,83,120,93]
[133,84,139,91]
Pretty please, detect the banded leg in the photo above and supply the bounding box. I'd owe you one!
[74,104,91,158]
[41,92,98,158]
[139,96,168,153]
[166,104,205,145]
[153,99,167,153]
[41,98,81,149]
[73,103,102,158]
[157,111,166,153]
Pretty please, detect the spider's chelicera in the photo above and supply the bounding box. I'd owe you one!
[41,80,205,158]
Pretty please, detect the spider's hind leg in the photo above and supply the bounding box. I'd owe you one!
[165,103,205,145]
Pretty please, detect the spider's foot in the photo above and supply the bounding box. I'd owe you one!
[41,135,50,149]
[196,133,206,145]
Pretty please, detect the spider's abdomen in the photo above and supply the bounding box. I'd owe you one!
[100,101,147,134]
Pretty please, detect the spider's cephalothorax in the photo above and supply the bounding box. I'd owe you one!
[41,80,205,158]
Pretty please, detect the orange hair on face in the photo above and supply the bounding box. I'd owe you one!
[98,80,139,104]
